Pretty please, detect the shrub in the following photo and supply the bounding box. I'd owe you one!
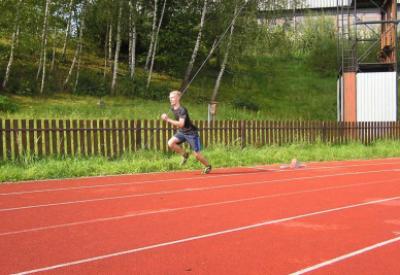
[0,95,19,113]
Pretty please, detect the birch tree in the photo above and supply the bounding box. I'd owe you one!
[210,4,238,105]
[73,2,87,93]
[64,3,85,89]
[128,0,137,79]
[39,0,51,94]
[2,0,22,90]
[144,0,158,71]
[146,0,167,89]
[111,0,123,95]
[180,0,208,91]
[61,0,74,61]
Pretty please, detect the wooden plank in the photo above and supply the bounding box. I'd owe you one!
[228,120,233,146]
[136,120,142,150]
[246,120,251,146]
[156,120,161,151]
[29,120,35,156]
[21,120,27,156]
[162,120,167,152]
[51,120,57,155]
[204,120,209,148]
[124,120,129,153]
[143,119,148,150]
[130,120,135,152]
[79,120,85,156]
[37,120,43,157]
[264,120,269,145]
[86,120,92,156]
[112,120,117,157]
[59,120,65,156]
[44,120,50,156]
[106,120,111,157]
[219,120,223,145]
[223,120,227,146]
[282,121,287,145]
[93,120,99,155]
[65,120,72,156]
[0,119,3,160]
[5,120,11,159]
[270,121,275,145]
[197,120,203,149]
[213,120,217,145]
[240,120,246,148]
[99,120,105,156]
[149,120,154,150]
[118,120,124,155]
[72,120,78,156]
[251,120,256,146]
[13,120,19,159]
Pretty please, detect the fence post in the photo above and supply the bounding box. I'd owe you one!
[240,120,246,148]
[322,121,326,143]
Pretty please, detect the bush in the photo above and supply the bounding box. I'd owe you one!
[301,16,338,76]
[232,96,260,111]
[0,95,19,113]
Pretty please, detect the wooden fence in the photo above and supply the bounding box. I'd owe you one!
[1,119,400,160]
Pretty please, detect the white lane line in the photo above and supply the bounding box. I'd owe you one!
[2,161,400,196]
[290,236,400,275]
[12,196,400,275]
[1,177,399,237]
[1,169,399,213]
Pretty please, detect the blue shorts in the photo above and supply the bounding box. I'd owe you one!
[174,132,201,152]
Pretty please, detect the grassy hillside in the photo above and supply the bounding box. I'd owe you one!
[1,53,338,121]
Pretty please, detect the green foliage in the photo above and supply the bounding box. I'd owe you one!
[301,16,338,75]
[233,96,260,111]
[0,95,19,113]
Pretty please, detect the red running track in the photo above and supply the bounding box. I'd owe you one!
[0,158,400,274]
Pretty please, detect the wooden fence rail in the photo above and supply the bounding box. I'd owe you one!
[1,119,399,160]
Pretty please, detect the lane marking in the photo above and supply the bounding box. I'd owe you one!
[2,161,400,196]
[291,236,400,274]
[2,177,399,237]
[13,196,400,275]
[1,169,399,212]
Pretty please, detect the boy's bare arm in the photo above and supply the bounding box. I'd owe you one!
[161,114,184,128]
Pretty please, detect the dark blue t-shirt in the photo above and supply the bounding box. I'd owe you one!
[171,106,198,135]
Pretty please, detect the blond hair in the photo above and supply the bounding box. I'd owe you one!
[169,90,182,98]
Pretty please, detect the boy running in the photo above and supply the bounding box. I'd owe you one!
[161,90,212,174]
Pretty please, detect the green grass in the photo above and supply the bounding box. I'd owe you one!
[2,140,400,182]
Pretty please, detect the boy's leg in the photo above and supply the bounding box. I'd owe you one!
[187,134,211,174]
[168,135,190,165]
[167,136,186,155]
[193,151,209,167]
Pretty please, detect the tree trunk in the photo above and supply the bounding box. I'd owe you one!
[64,46,79,88]
[73,13,85,93]
[2,0,22,89]
[108,22,113,70]
[129,0,137,79]
[145,0,158,71]
[103,24,109,79]
[64,6,85,89]
[180,0,208,91]
[111,0,123,95]
[50,29,57,72]
[40,0,51,94]
[146,0,166,89]
[61,0,74,61]
[211,5,238,103]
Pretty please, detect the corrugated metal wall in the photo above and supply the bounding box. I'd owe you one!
[285,0,400,10]
[304,0,350,9]
[357,72,397,122]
